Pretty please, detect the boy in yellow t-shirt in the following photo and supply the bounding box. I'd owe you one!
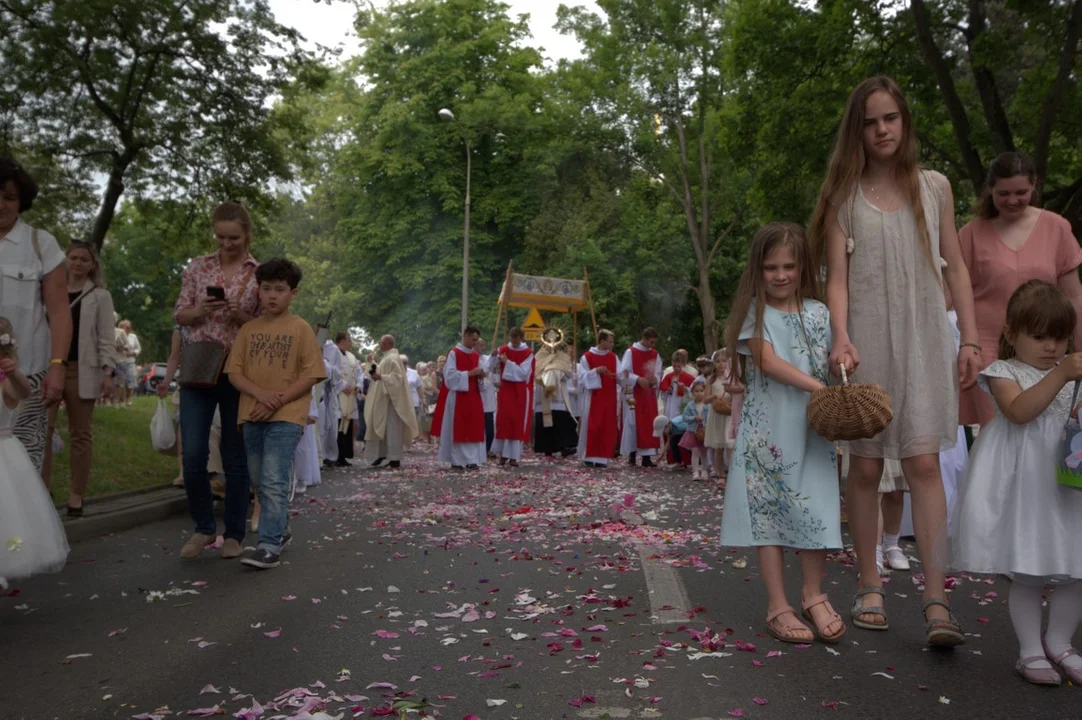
[225,258,327,570]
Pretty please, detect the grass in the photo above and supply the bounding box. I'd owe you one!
[48,395,179,504]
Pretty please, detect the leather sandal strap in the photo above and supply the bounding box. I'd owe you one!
[765,605,797,624]
[1017,655,1053,669]
[801,593,829,611]
[1048,647,1081,664]
[854,586,885,599]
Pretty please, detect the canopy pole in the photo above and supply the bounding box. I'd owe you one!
[492,260,513,349]
[584,266,599,339]
[572,311,578,362]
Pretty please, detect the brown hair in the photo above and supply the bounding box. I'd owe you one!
[67,240,106,287]
[998,280,1076,360]
[809,76,935,272]
[597,329,614,343]
[724,222,819,382]
[211,201,252,246]
[671,349,688,364]
[641,327,659,340]
[509,326,524,340]
[977,151,1038,220]
[0,317,18,363]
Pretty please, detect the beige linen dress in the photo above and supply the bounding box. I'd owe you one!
[840,169,958,460]
[704,378,732,449]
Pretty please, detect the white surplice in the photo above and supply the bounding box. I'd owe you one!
[619,343,663,456]
[294,388,322,489]
[491,345,533,461]
[438,344,487,467]
[577,348,617,466]
[319,342,344,462]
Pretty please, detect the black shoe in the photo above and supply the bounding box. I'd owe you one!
[388,460,401,469]
[335,459,351,467]
[628,453,637,466]
[560,448,576,457]
[466,464,479,470]
[451,465,465,471]
[241,548,280,569]
[584,461,601,468]
[642,457,655,468]
[280,532,292,548]
[322,460,335,468]
[371,457,385,467]
[66,505,84,518]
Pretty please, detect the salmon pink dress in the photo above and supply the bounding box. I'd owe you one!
[958,210,1082,426]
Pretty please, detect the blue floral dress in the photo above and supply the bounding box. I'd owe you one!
[719,300,841,549]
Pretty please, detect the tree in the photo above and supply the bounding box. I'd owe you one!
[316,0,553,359]
[557,0,745,353]
[910,0,1082,230]
[0,0,311,250]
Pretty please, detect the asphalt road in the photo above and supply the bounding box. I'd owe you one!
[3,447,1080,720]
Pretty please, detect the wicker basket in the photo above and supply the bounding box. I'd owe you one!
[806,366,893,442]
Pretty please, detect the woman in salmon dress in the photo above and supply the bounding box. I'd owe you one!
[959,152,1082,426]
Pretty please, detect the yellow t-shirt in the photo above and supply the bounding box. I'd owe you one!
[225,313,327,426]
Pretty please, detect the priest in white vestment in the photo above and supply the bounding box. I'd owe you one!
[364,335,419,468]
[319,338,344,465]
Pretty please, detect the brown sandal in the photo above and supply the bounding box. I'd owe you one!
[801,593,846,644]
[764,606,814,644]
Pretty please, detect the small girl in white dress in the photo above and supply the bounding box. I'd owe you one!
[953,280,1082,687]
[0,318,69,586]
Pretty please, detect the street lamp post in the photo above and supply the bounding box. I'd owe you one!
[439,108,470,333]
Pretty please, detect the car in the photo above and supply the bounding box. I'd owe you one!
[138,363,177,395]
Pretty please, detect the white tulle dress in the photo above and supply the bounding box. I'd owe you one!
[952,359,1082,579]
[0,403,69,583]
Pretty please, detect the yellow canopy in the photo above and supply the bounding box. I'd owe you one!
[497,273,589,312]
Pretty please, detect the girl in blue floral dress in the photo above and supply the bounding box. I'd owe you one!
[720,222,844,645]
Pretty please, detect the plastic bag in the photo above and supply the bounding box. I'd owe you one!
[151,399,177,455]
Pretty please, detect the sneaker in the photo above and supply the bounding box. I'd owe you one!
[388,460,401,469]
[371,457,385,467]
[220,538,243,559]
[241,548,280,569]
[884,545,910,571]
[180,532,215,559]
[280,532,292,548]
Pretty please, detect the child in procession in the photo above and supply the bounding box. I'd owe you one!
[225,258,327,570]
[952,280,1082,686]
[0,318,69,586]
[678,378,709,481]
[719,222,844,645]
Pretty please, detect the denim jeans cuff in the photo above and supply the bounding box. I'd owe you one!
[257,541,282,554]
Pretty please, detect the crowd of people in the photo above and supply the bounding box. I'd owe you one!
[2,72,1082,686]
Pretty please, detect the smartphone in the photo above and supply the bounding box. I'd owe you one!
[206,286,226,301]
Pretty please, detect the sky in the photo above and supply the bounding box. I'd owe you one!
[266,0,600,63]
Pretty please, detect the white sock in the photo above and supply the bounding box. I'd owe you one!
[875,545,884,568]
[1045,581,1082,670]
[882,532,900,550]
[1010,577,1052,668]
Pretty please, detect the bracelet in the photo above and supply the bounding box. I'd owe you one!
[960,342,981,353]
[49,358,66,366]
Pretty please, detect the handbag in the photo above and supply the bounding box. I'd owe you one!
[1057,381,1082,491]
[712,393,731,415]
[178,340,227,389]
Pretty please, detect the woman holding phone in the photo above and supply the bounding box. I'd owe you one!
[172,201,260,561]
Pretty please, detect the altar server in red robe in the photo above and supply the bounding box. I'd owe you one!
[577,329,619,467]
[619,327,662,467]
[432,326,487,469]
[491,327,534,467]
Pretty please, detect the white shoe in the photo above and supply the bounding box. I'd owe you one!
[884,545,910,571]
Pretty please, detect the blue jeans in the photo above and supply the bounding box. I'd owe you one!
[180,375,249,541]
[243,421,304,553]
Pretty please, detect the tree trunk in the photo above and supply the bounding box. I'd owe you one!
[910,0,986,193]
[697,260,718,354]
[1033,0,1082,199]
[88,155,132,251]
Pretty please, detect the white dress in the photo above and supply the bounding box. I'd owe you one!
[0,404,69,582]
[952,359,1082,579]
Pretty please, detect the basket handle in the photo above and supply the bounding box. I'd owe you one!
[840,364,850,386]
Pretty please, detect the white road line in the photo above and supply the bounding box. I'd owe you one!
[636,542,692,624]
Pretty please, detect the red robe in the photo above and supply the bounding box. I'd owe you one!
[494,344,534,442]
[431,346,485,443]
[629,345,660,450]
[584,350,618,458]
[659,370,696,412]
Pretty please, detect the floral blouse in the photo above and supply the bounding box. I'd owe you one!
[172,251,260,346]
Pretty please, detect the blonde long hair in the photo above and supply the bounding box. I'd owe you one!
[724,223,818,382]
[67,240,106,287]
[808,76,935,271]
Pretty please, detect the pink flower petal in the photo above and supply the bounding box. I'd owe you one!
[753,697,768,705]
[374,630,400,639]
[263,629,281,638]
